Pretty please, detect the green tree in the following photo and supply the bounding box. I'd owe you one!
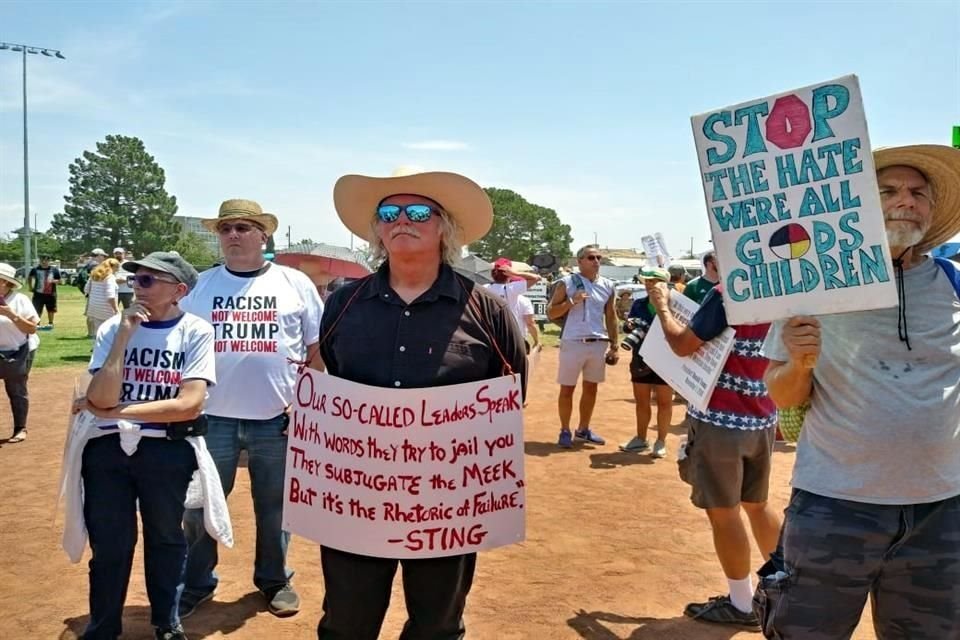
[171,231,219,270]
[471,188,573,262]
[50,135,180,258]
[0,231,63,266]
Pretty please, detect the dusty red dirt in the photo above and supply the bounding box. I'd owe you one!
[0,352,877,639]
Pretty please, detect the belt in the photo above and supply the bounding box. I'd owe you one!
[98,422,167,432]
[569,338,609,343]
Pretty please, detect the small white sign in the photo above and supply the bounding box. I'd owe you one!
[639,294,736,412]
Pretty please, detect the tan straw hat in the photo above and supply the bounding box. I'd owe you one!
[333,167,493,244]
[874,144,960,254]
[202,199,279,235]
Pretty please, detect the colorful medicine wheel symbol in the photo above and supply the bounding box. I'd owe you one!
[768,224,811,260]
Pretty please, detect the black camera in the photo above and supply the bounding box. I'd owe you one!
[621,319,648,351]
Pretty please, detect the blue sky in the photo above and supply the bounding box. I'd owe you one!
[1,0,958,256]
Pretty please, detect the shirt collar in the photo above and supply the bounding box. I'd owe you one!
[363,262,464,303]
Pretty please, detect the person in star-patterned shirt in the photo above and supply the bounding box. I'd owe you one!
[645,281,779,629]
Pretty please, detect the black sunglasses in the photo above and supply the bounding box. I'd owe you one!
[128,274,179,288]
[582,255,603,262]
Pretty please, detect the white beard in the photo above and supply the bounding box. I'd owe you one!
[885,225,925,250]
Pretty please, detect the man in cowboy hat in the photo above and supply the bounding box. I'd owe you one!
[758,144,960,638]
[317,168,527,639]
[178,199,324,619]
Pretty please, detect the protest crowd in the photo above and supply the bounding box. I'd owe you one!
[2,77,960,640]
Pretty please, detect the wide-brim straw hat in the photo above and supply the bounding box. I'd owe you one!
[202,199,279,235]
[0,263,21,289]
[874,144,960,254]
[333,167,493,245]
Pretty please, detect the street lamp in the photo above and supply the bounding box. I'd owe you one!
[0,41,66,272]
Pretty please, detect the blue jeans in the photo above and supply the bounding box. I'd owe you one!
[182,414,292,598]
[81,435,197,639]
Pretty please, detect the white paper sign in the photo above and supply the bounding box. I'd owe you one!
[639,294,736,412]
[641,235,664,267]
[691,74,897,324]
[283,371,526,559]
[654,232,672,264]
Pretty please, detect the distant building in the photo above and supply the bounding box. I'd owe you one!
[175,216,221,257]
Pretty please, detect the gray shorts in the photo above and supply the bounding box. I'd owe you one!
[556,340,607,386]
[678,416,774,509]
[755,489,960,639]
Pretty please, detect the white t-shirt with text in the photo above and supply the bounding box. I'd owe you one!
[89,313,216,430]
[180,263,324,419]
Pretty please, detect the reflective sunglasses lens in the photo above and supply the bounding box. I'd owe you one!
[133,274,154,288]
[405,204,433,222]
[377,205,401,223]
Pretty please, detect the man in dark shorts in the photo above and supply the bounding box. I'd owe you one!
[27,255,60,330]
[645,279,781,629]
[618,294,673,458]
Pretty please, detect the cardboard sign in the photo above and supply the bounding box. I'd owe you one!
[525,282,549,322]
[691,74,897,324]
[283,372,526,559]
[639,294,736,412]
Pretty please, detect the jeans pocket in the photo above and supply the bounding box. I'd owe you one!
[754,557,793,639]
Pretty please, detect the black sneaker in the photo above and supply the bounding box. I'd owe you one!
[265,583,301,617]
[178,590,214,620]
[155,626,188,640]
[684,595,759,628]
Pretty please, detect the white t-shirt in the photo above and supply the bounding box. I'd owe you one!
[116,267,133,294]
[0,291,40,351]
[485,280,527,333]
[86,278,118,321]
[89,313,216,430]
[180,263,324,419]
[516,295,534,339]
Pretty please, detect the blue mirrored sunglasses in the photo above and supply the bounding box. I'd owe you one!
[376,203,436,224]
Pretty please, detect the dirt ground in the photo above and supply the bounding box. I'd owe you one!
[0,349,877,639]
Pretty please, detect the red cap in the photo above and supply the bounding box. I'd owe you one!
[493,257,512,270]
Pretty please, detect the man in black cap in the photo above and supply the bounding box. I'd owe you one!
[77,251,217,640]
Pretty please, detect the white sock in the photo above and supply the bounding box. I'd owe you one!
[728,576,754,613]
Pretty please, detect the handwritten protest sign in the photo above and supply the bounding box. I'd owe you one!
[639,294,736,412]
[691,75,897,324]
[641,235,664,267]
[283,371,526,559]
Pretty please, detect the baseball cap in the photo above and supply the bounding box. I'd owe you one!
[90,248,107,257]
[123,251,199,291]
[113,247,125,254]
[492,257,512,270]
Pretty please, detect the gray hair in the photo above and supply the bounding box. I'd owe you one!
[576,244,600,259]
[368,210,463,266]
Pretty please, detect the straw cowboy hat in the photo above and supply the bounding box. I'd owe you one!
[874,144,960,254]
[333,167,493,245]
[202,199,279,235]
[0,263,21,289]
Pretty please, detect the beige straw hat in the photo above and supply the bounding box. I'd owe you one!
[202,199,279,235]
[333,167,493,244]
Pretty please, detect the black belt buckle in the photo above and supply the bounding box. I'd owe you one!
[165,414,208,440]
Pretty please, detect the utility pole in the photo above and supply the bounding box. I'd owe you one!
[287,225,292,250]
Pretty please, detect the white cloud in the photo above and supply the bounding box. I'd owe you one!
[403,140,471,151]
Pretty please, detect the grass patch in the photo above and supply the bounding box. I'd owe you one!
[31,287,93,369]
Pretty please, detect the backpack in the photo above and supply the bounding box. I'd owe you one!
[934,257,960,298]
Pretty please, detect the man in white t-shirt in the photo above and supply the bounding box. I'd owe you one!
[484,257,540,334]
[114,247,135,309]
[179,199,324,619]
[546,244,619,448]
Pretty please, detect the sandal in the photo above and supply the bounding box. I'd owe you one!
[8,431,26,443]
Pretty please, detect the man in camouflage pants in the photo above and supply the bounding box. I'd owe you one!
[760,144,960,639]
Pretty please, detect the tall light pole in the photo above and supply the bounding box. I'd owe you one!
[0,41,65,271]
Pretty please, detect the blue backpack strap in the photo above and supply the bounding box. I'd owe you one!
[933,257,960,299]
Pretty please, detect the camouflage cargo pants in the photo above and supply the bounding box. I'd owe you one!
[755,489,960,639]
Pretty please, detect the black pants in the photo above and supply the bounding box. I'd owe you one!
[317,546,475,640]
[2,348,34,435]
